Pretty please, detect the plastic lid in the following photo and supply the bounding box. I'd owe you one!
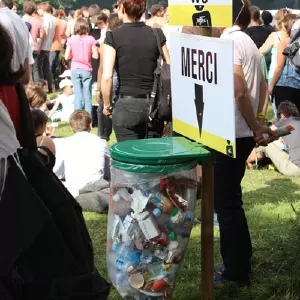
[169,232,177,241]
[111,137,210,167]
[170,207,179,217]
[129,273,145,289]
[153,208,162,217]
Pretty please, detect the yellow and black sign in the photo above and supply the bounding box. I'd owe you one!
[169,0,244,28]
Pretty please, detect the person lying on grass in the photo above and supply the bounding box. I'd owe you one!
[247,101,300,176]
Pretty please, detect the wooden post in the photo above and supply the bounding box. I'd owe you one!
[201,156,214,300]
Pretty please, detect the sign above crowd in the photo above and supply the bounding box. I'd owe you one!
[170,33,236,157]
[168,0,244,28]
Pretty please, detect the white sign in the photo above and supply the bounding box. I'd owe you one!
[170,33,236,157]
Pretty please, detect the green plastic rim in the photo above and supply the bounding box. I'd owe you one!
[111,159,198,173]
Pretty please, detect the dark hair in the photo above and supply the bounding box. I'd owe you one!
[26,85,47,108]
[108,13,123,30]
[112,2,119,10]
[69,10,75,18]
[74,18,89,35]
[120,0,146,21]
[284,14,300,36]
[159,1,168,9]
[235,0,251,31]
[89,4,101,17]
[0,24,24,85]
[94,12,108,25]
[31,109,48,131]
[2,0,13,9]
[23,1,36,15]
[39,2,53,14]
[278,101,300,118]
[35,79,47,89]
[250,6,262,24]
[69,110,91,132]
[261,11,273,26]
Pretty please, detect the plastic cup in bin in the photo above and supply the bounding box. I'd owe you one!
[107,137,210,299]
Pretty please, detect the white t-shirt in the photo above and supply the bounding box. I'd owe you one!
[222,26,262,138]
[41,14,56,51]
[0,7,29,71]
[59,94,74,121]
[63,132,107,197]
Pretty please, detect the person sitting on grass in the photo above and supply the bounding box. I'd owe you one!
[62,109,108,197]
[31,108,56,170]
[49,79,74,121]
[247,101,300,176]
[26,85,60,119]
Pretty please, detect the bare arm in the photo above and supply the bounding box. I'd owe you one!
[92,45,99,60]
[65,45,71,60]
[257,75,269,116]
[101,44,116,108]
[162,44,170,64]
[269,40,288,93]
[97,44,104,91]
[47,98,61,119]
[66,21,72,38]
[234,64,274,141]
[259,33,275,55]
[19,58,30,85]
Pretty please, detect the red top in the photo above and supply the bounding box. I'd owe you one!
[0,85,21,141]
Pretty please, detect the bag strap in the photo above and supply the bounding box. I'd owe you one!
[153,28,165,62]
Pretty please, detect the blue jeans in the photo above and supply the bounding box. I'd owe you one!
[71,69,92,115]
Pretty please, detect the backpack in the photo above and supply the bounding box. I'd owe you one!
[283,28,300,74]
[0,84,110,300]
[150,29,172,122]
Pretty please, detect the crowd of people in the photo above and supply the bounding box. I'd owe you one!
[1,0,300,295]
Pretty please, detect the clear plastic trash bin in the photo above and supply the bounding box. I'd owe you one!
[107,137,210,299]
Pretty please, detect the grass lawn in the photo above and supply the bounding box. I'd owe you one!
[54,105,300,299]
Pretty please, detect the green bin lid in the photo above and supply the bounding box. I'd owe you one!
[110,137,210,173]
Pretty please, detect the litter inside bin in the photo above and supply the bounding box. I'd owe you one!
[107,174,198,299]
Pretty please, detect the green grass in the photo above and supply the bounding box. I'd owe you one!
[85,171,300,300]
[55,102,300,299]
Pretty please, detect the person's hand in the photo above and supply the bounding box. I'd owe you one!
[253,125,277,146]
[46,126,55,137]
[103,106,112,117]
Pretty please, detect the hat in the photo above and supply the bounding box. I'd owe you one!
[59,69,71,78]
[59,79,73,89]
[150,4,163,16]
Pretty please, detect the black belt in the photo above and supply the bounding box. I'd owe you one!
[119,93,151,99]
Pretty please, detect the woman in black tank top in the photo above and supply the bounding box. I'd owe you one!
[101,0,170,142]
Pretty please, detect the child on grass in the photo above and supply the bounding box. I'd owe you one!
[50,79,74,121]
